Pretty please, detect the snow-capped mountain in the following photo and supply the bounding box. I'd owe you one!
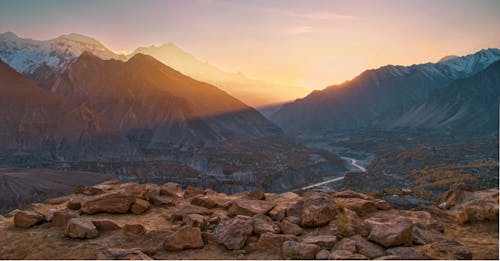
[0,32,125,88]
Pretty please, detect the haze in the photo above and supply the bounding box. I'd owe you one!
[1,0,499,90]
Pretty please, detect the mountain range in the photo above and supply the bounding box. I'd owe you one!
[271,48,500,134]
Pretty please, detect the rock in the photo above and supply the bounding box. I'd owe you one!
[183,186,206,199]
[328,250,368,260]
[80,192,134,214]
[67,198,82,210]
[316,249,331,260]
[279,217,303,236]
[92,219,121,231]
[171,205,213,221]
[334,197,378,216]
[364,215,413,247]
[163,226,204,251]
[286,200,304,220]
[5,209,21,217]
[144,184,161,200]
[97,248,152,260]
[333,238,357,252]
[373,199,392,210]
[45,196,70,205]
[282,241,321,260]
[150,196,175,207]
[302,235,338,248]
[227,199,275,217]
[458,199,499,224]
[329,207,367,238]
[131,198,151,215]
[215,217,254,250]
[437,183,473,209]
[349,235,386,259]
[74,185,104,196]
[190,195,217,209]
[247,190,265,200]
[386,247,431,260]
[119,183,150,199]
[422,240,472,260]
[160,182,183,198]
[375,255,404,260]
[268,205,287,221]
[123,224,146,235]
[256,232,298,252]
[13,211,44,228]
[252,214,280,235]
[397,210,444,232]
[65,218,99,239]
[301,194,338,227]
[412,226,452,245]
[51,210,79,227]
[183,214,206,228]
[332,190,373,200]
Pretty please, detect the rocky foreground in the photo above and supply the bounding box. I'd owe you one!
[0,181,497,260]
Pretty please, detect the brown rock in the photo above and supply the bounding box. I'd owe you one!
[286,200,304,219]
[131,198,151,215]
[329,207,368,238]
[302,235,338,248]
[14,211,44,228]
[252,214,280,235]
[183,186,206,199]
[301,194,339,227]
[67,198,82,210]
[228,199,275,217]
[386,247,431,260]
[183,213,206,228]
[437,183,473,209]
[421,240,472,260]
[256,232,298,252]
[316,249,331,260]
[144,184,161,200]
[150,196,175,207]
[268,205,287,221]
[332,190,373,200]
[80,192,134,214]
[364,215,413,248]
[458,199,499,224]
[373,199,392,210]
[412,226,452,245]
[335,197,378,216]
[45,196,70,205]
[350,235,386,259]
[282,241,321,260]
[397,210,444,232]
[164,226,204,251]
[171,205,212,221]
[119,183,150,199]
[51,210,79,227]
[333,238,357,252]
[65,218,99,239]
[97,248,152,260]
[247,190,266,200]
[215,217,254,250]
[74,185,104,196]
[160,182,183,198]
[123,224,146,235]
[190,195,217,209]
[92,219,121,231]
[328,250,368,260]
[279,217,303,236]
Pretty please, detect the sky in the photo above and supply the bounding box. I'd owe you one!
[1,0,500,90]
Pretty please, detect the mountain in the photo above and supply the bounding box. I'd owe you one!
[128,43,309,108]
[271,48,500,132]
[392,60,500,134]
[0,32,125,89]
[51,52,282,149]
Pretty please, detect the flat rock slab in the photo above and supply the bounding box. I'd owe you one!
[228,199,275,217]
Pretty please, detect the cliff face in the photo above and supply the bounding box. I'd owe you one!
[0,181,497,259]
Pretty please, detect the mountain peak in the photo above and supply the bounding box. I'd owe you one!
[438,55,459,63]
[0,31,19,41]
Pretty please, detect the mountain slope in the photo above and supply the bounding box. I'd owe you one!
[128,43,309,108]
[392,60,500,134]
[51,52,282,148]
[271,48,500,132]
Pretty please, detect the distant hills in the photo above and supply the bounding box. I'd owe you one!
[271,48,500,135]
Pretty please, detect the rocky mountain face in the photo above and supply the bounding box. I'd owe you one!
[271,48,500,133]
[129,44,309,108]
[0,180,497,259]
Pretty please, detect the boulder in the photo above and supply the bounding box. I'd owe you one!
[333,238,357,252]
[364,215,413,247]
[67,198,82,210]
[190,195,217,209]
[131,198,151,215]
[13,211,44,228]
[412,226,452,245]
[65,218,99,239]
[302,235,338,248]
[268,205,287,221]
[144,184,161,200]
[279,217,303,236]
[227,199,275,217]
[286,200,304,220]
[80,192,134,214]
[328,250,368,260]
[349,235,386,259]
[183,186,206,199]
[215,217,254,250]
[256,232,298,252]
[301,194,338,227]
[164,226,204,251]
[332,190,373,200]
[119,183,150,199]
[316,249,331,260]
[247,190,266,200]
[183,214,206,228]
[386,247,431,260]
[252,214,280,235]
[92,219,121,231]
[437,183,473,209]
[123,224,146,235]
[421,240,472,260]
[160,182,183,198]
[329,207,367,238]
[397,210,444,232]
[74,185,104,196]
[97,248,152,260]
[334,197,378,216]
[150,196,175,207]
[171,205,212,221]
[373,199,392,210]
[45,195,70,205]
[282,241,321,260]
[458,199,499,224]
[51,210,79,227]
